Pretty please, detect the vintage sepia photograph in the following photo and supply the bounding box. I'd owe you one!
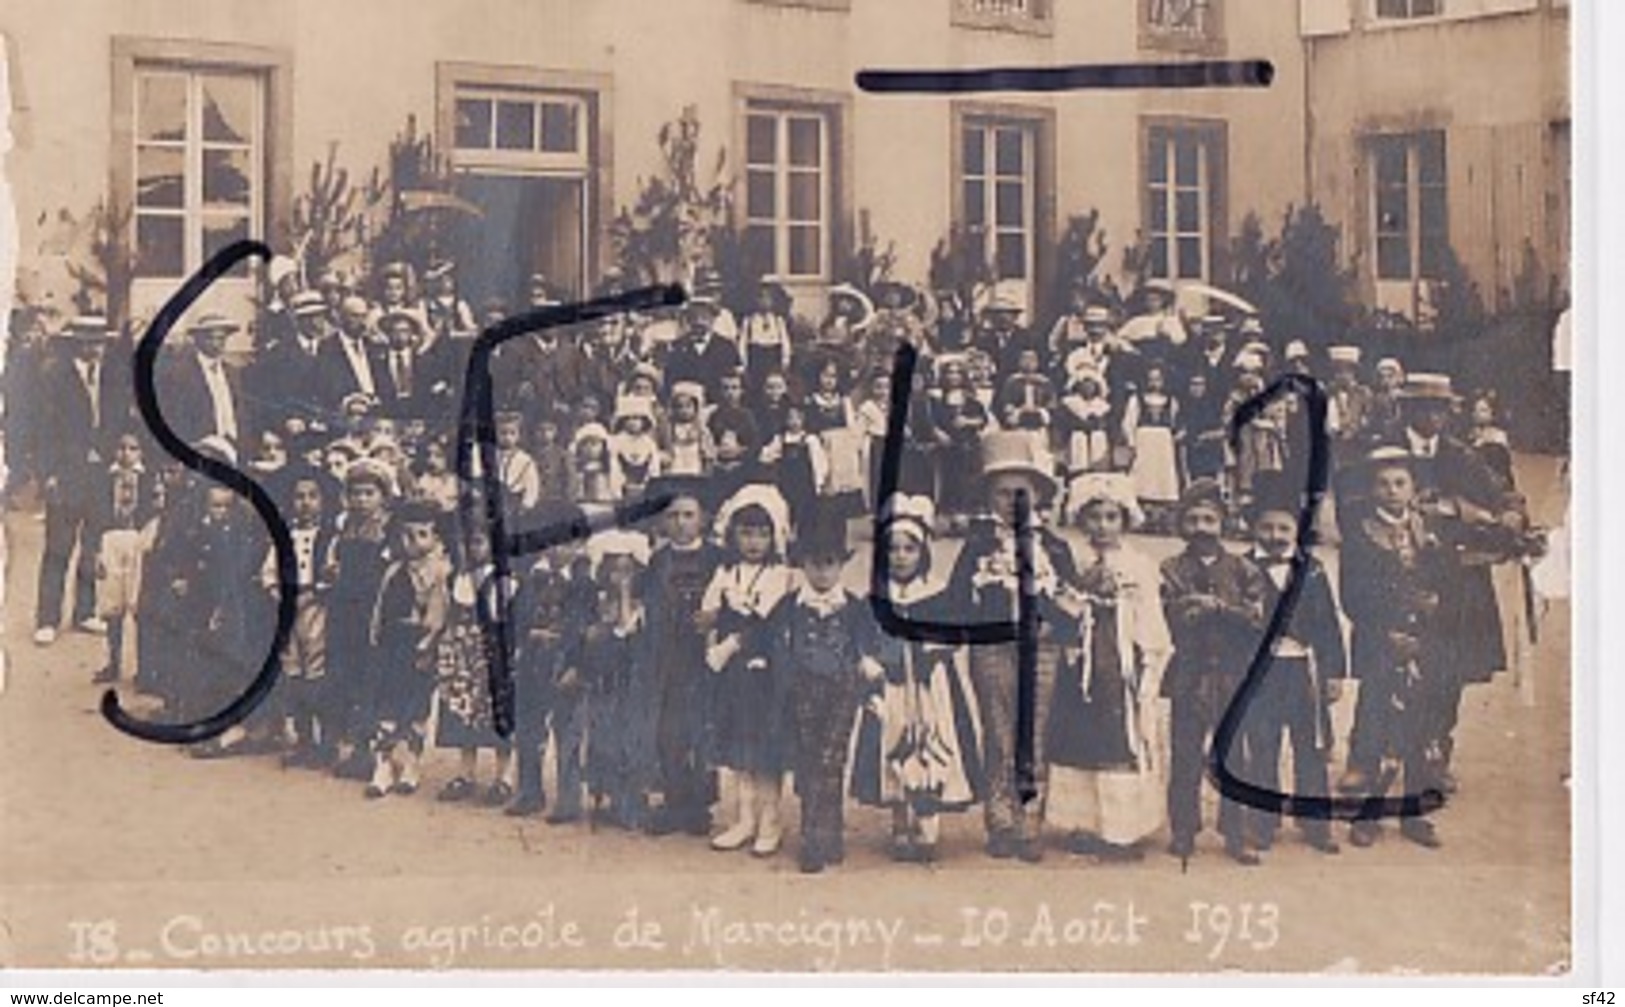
[0,0,1574,976]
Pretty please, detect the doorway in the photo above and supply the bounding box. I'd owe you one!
[452,173,587,310]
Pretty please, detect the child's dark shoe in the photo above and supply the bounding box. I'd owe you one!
[437,777,474,802]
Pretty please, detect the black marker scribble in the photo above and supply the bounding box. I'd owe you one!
[856,60,1274,95]
[453,283,686,737]
[112,239,295,745]
[1212,375,1446,822]
[869,342,1040,804]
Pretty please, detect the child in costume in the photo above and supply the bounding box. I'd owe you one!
[364,499,451,799]
[1046,474,1171,862]
[852,494,983,863]
[769,507,873,874]
[700,485,798,857]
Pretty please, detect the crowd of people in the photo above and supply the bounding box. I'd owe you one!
[3,252,1545,871]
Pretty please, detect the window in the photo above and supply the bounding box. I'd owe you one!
[442,75,604,305]
[1145,124,1224,282]
[132,66,263,279]
[962,121,1037,284]
[1374,0,1442,19]
[1142,0,1224,50]
[453,88,589,170]
[744,106,832,281]
[1371,131,1448,283]
[953,0,1053,34]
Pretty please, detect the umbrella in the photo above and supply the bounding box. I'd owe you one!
[1170,280,1258,316]
[398,189,486,218]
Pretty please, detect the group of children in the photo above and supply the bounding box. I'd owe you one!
[51,253,1537,871]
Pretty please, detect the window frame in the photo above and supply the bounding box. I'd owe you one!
[129,66,264,282]
[1369,0,1446,23]
[111,37,291,319]
[733,82,851,289]
[436,63,615,294]
[950,101,1057,315]
[1367,129,1450,287]
[1140,117,1229,284]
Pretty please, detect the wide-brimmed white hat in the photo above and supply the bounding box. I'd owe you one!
[1066,472,1144,529]
[714,483,792,556]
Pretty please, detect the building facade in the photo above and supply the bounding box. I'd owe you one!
[3,0,1309,334]
[2,0,1570,338]
[1300,0,1570,318]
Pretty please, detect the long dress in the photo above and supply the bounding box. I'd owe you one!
[1123,390,1181,504]
[851,579,985,812]
[1046,545,1172,845]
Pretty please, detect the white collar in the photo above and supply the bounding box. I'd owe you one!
[796,582,848,614]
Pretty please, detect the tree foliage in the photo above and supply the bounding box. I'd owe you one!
[609,106,733,287]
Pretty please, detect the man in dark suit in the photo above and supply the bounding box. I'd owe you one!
[34,317,123,644]
[319,294,391,420]
[250,291,334,442]
[1375,373,1528,794]
[156,313,245,452]
[376,307,455,428]
[661,296,743,405]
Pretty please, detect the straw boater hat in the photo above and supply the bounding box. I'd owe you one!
[423,258,456,282]
[1284,340,1310,361]
[1357,444,1418,486]
[188,312,239,337]
[979,429,1058,502]
[1066,471,1144,529]
[343,455,396,496]
[983,292,1024,318]
[60,315,113,341]
[377,308,426,338]
[1398,372,1457,404]
[1239,317,1265,337]
[290,291,328,318]
[1082,304,1114,326]
[1328,345,1361,366]
[1375,357,1404,378]
[714,483,792,556]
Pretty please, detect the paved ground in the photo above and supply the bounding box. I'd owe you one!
[0,458,1571,974]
